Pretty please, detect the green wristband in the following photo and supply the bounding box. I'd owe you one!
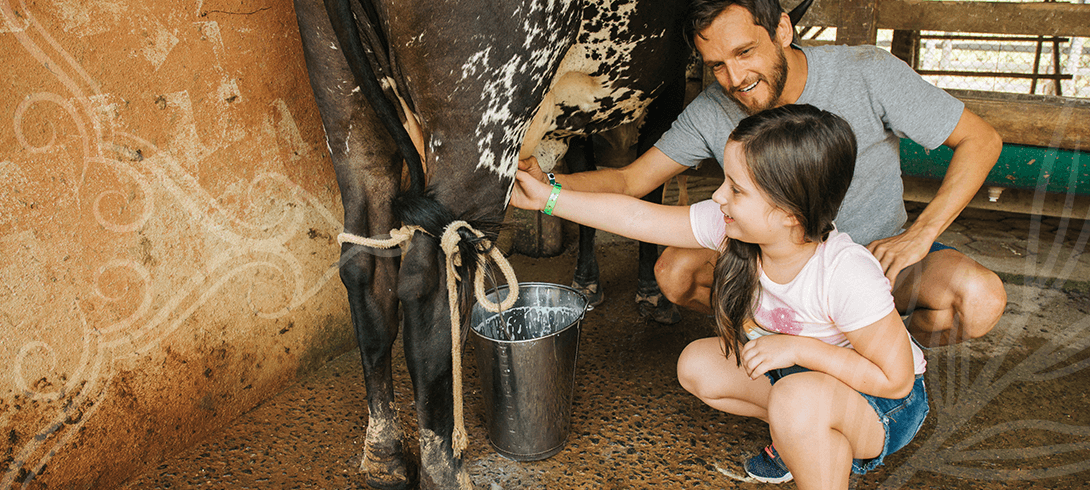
[543,183,561,216]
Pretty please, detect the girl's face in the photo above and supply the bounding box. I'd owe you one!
[712,141,795,245]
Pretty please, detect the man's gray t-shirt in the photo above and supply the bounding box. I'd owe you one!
[655,44,964,246]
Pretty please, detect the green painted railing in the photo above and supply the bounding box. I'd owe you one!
[900,139,1088,196]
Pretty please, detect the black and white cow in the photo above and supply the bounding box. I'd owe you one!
[293,0,805,488]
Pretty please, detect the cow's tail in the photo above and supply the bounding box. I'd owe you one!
[322,0,425,202]
[397,194,505,274]
[321,0,503,307]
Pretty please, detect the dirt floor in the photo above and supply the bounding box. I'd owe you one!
[123,198,1090,490]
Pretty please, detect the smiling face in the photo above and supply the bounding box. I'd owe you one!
[712,141,795,245]
[694,5,796,115]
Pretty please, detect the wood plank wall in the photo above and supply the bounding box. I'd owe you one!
[784,0,1090,151]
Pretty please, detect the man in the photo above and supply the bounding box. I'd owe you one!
[521,0,1006,347]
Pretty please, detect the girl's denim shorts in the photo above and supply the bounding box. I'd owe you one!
[765,365,929,474]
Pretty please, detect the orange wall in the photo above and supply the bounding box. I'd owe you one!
[0,1,354,488]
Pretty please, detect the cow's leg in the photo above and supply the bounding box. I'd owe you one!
[341,238,415,490]
[634,73,686,325]
[294,1,415,488]
[326,129,416,487]
[633,185,681,324]
[397,237,473,490]
[319,76,417,490]
[566,136,605,307]
[329,137,413,490]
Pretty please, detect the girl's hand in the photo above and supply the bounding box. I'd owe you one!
[518,155,548,184]
[509,169,553,211]
[740,335,805,379]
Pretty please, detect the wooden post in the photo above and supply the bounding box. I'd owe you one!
[890,30,920,68]
[835,0,878,45]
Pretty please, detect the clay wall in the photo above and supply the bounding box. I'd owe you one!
[0,1,354,488]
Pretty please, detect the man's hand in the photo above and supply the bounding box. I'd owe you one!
[509,170,553,211]
[867,227,933,284]
[518,156,547,184]
[867,108,999,285]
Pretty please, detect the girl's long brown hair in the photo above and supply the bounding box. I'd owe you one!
[712,104,857,362]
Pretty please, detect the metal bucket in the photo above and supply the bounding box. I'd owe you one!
[470,282,588,461]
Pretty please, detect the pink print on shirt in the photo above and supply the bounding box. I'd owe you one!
[756,307,802,335]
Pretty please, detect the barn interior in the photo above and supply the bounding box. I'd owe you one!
[2,0,1088,489]
[123,192,1090,490]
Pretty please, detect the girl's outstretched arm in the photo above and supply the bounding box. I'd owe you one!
[509,169,703,249]
[741,310,916,399]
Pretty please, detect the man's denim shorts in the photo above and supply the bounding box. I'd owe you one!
[929,242,955,253]
[765,365,929,474]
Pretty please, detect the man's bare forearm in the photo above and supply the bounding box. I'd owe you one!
[909,109,1002,241]
[553,147,691,198]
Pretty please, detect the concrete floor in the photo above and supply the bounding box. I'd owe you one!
[124,189,1090,489]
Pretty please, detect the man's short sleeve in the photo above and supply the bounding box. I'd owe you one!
[654,83,747,168]
[867,49,964,150]
[655,100,716,168]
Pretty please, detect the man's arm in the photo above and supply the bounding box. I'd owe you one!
[868,108,1002,282]
[520,146,691,198]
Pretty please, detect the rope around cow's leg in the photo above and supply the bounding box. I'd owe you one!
[341,222,520,458]
[440,221,519,457]
[337,225,423,249]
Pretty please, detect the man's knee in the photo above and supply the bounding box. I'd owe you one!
[902,251,1008,342]
[655,248,696,301]
[959,268,1007,339]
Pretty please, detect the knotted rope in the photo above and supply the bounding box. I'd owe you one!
[439,221,519,455]
[337,226,424,249]
[338,221,519,457]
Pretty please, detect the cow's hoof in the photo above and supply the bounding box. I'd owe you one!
[362,449,417,490]
[571,279,604,308]
[636,291,682,325]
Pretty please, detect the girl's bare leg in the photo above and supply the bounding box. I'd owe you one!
[677,337,773,420]
[766,372,886,490]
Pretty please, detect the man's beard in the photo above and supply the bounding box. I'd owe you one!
[727,46,789,116]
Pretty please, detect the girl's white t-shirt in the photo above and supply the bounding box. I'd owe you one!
[690,199,926,374]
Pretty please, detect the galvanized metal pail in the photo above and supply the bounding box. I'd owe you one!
[470,282,588,461]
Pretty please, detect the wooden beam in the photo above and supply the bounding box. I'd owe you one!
[835,0,878,45]
[948,89,1090,152]
[782,0,842,28]
[917,70,1072,81]
[878,0,1090,38]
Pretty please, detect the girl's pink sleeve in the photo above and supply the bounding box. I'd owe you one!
[827,243,896,332]
[689,199,726,250]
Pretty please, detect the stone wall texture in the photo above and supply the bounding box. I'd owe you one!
[0,1,355,488]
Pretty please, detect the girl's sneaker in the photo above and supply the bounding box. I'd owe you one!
[744,445,793,483]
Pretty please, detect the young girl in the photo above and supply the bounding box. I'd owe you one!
[510,104,928,489]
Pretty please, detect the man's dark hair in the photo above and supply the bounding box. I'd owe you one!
[686,0,785,50]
